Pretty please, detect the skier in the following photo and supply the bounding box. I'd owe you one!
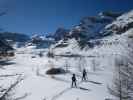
[82,69,87,81]
[39,52,43,57]
[71,74,77,88]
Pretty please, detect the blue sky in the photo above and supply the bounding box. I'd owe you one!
[0,0,133,35]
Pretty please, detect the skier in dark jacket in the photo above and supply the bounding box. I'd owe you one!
[82,69,87,81]
[71,74,77,88]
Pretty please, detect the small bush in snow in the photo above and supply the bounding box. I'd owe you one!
[46,68,66,75]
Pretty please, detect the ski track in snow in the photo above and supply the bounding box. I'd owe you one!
[51,87,71,100]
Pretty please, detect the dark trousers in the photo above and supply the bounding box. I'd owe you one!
[82,76,87,81]
[71,81,77,88]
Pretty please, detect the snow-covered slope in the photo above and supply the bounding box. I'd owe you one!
[27,34,55,49]
[103,10,133,35]
[0,33,129,100]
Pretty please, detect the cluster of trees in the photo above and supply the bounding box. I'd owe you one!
[108,38,133,100]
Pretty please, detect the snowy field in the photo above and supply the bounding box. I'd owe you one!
[0,34,126,100]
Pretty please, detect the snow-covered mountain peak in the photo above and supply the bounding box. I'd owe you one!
[104,10,133,35]
[52,10,133,58]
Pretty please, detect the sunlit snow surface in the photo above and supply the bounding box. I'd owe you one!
[0,32,130,100]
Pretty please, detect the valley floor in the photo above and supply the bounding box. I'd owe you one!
[0,48,115,100]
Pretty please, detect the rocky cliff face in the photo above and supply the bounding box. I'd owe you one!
[69,11,123,40]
